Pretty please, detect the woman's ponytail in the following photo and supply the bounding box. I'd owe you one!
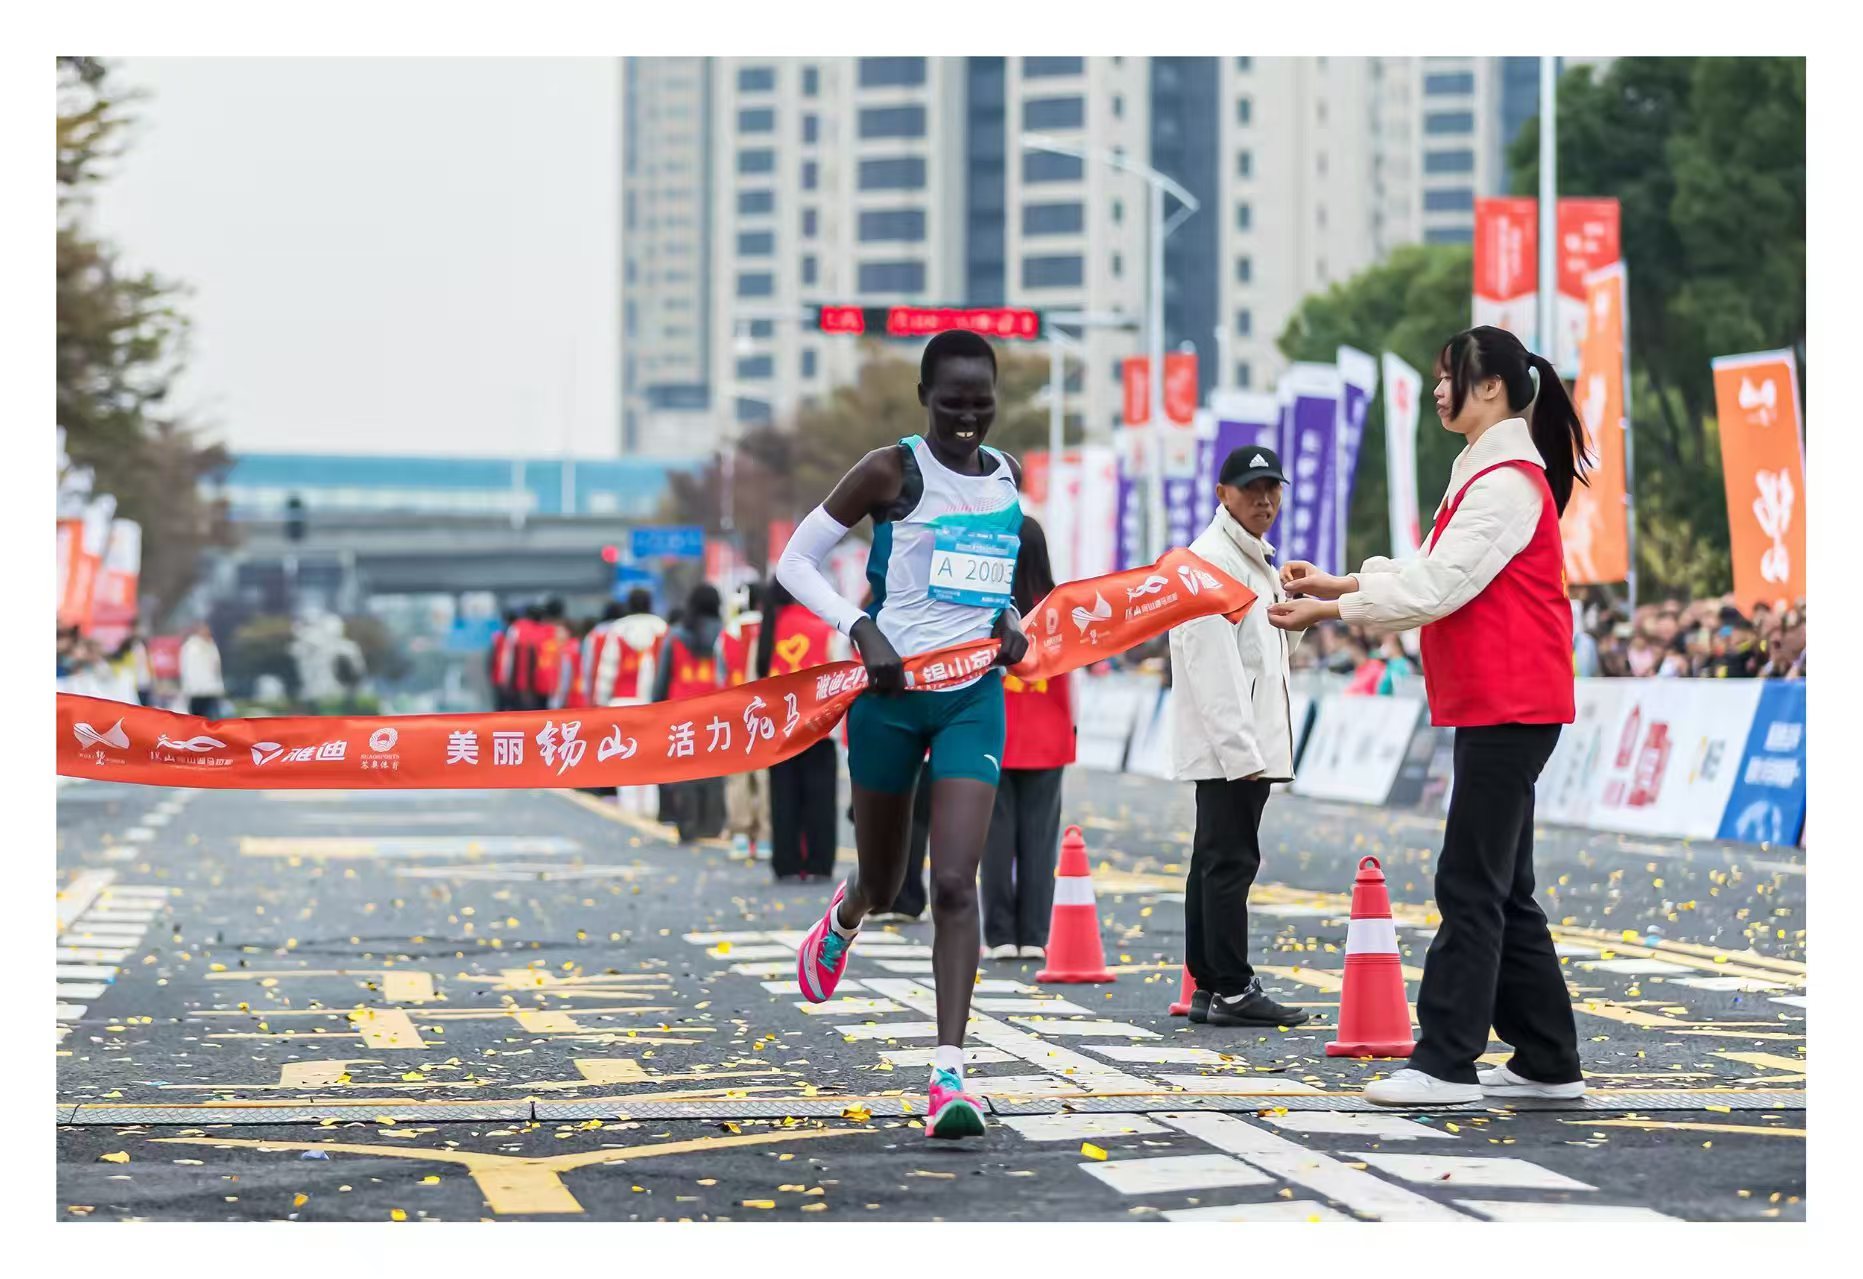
[1525,354,1590,515]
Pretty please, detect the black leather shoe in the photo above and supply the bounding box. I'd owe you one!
[1206,978,1311,1027]
[1187,989,1213,1024]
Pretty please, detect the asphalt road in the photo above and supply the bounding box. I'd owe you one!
[54,766,1806,1222]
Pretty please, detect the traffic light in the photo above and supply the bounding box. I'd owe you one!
[284,494,306,542]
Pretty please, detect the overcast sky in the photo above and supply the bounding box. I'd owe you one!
[89,58,622,459]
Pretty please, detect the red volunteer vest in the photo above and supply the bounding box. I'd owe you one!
[1417,460,1576,728]
[608,631,649,701]
[560,640,587,709]
[663,633,724,702]
[767,605,835,677]
[721,619,762,688]
[1004,670,1075,770]
[533,630,568,697]
[490,628,509,687]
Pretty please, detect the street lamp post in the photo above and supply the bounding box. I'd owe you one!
[1021,134,1200,561]
[1538,56,1558,359]
[1042,309,1141,474]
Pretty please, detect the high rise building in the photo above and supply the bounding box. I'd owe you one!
[620,56,1572,458]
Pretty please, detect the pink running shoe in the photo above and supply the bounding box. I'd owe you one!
[797,881,855,1004]
[925,1066,986,1139]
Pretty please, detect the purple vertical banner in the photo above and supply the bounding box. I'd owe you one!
[1278,364,1344,574]
[1210,390,1286,541]
[1335,346,1380,565]
[1113,428,1145,570]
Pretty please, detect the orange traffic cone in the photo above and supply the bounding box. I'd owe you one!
[1326,856,1415,1058]
[1168,965,1196,1016]
[1035,826,1116,984]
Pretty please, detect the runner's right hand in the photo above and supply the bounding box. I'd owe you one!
[849,617,905,695]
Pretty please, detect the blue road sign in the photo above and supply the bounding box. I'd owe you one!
[629,525,705,560]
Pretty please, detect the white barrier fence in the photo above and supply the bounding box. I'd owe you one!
[1073,670,1806,848]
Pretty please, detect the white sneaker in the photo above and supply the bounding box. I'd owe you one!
[1363,1068,1483,1107]
[986,943,1021,961]
[1019,945,1046,961]
[1479,1063,1587,1099]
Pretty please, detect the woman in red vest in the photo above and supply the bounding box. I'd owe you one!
[757,577,845,883]
[981,517,1075,961]
[1268,325,1588,1108]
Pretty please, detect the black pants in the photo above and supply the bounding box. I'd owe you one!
[770,739,838,879]
[885,763,935,917]
[668,778,727,844]
[1187,777,1271,996]
[981,767,1065,948]
[187,695,220,718]
[1411,724,1582,1085]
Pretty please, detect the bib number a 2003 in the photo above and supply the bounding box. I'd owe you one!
[928,527,1020,608]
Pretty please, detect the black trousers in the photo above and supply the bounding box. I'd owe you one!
[981,767,1066,948]
[770,738,838,879]
[1411,724,1582,1085]
[187,695,220,718]
[1186,777,1272,995]
[886,764,935,917]
[668,778,726,844]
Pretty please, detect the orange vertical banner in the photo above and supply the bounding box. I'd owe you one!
[1713,349,1806,613]
[1561,263,1629,584]
[1163,352,1199,425]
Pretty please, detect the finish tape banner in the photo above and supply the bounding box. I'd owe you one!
[58,548,1256,791]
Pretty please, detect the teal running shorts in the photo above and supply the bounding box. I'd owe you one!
[845,670,1006,794]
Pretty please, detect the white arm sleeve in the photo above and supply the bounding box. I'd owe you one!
[777,505,868,636]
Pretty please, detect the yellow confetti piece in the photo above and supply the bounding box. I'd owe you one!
[420,1176,440,1185]
[742,1200,776,1209]
[293,1193,309,1208]
[801,1202,828,1212]
[1081,1143,1108,1161]
[841,1104,872,1123]
[390,1209,408,1222]
[99,1152,129,1164]
[1707,1104,1732,1114]
[698,1179,718,1187]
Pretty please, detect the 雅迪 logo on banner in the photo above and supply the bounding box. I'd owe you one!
[1561,263,1630,585]
[1712,349,1806,612]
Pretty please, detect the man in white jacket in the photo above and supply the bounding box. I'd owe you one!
[1168,446,1309,1028]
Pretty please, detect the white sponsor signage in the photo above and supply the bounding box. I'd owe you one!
[1290,695,1423,805]
[1073,672,1154,772]
[1572,679,1763,840]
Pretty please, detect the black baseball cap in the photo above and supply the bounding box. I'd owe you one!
[1219,445,1288,487]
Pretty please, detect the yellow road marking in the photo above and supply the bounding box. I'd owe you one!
[1565,1118,1806,1139]
[513,1011,585,1034]
[153,1126,861,1215]
[350,1009,426,1049]
[280,1060,371,1088]
[1713,1050,1806,1083]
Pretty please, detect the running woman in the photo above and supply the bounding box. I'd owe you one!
[1268,325,1587,1107]
[777,329,1028,1140]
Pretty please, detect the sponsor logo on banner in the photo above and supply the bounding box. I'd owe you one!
[1126,575,1169,602]
[73,719,129,751]
[1177,564,1222,596]
[250,742,285,766]
[363,724,402,772]
[156,734,225,753]
[1072,592,1113,639]
[150,733,234,767]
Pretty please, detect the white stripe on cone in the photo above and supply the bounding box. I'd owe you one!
[1345,917,1399,955]
[1053,877,1097,907]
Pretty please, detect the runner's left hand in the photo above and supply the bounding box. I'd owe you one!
[993,610,1030,669]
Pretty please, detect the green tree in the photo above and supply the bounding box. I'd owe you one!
[57,57,236,623]
[1508,56,1803,597]
[1277,243,1474,568]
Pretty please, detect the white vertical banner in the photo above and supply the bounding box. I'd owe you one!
[1073,444,1120,582]
[1046,452,1081,587]
[1381,352,1425,558]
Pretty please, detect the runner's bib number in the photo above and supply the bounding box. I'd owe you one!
[928,527,1020,608]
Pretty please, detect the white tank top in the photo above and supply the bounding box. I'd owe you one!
[866,435,1023,686]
